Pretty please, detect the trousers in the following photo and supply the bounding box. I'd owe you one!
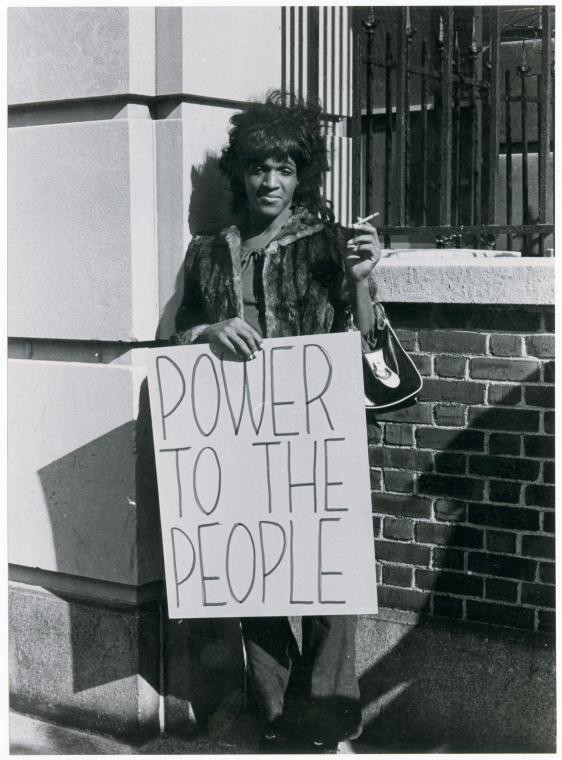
[241,615,362,744]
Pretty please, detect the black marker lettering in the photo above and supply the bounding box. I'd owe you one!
[270,345,298,436]
[197,522,226,606]
[160,446,191,518]
[252,441,281,513]
[303,344,334,434]
[318,518,345,604]
[191,353,221,436]
[156,355,186,440]
[289,520,313,604]
[287,439,318,514]
[323,437,348,512]
[226,523,256,603]
[170,526,196,608]
[192,447,221,515]
[221,351,267,435]
[258,521,287,603]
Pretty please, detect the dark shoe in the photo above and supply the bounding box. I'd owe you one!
[300,739,339,754]
[259,721,294,754]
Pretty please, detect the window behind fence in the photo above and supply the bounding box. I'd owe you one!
[282,6,554,254]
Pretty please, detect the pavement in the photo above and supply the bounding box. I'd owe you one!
[9,710,395,755]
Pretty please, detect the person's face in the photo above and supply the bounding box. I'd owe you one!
[243,156,299,221]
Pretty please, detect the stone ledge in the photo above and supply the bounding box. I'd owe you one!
[376,249,555,305]
[9,565,164,608]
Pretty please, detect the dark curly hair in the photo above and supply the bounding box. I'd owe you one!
[219,90,334,223]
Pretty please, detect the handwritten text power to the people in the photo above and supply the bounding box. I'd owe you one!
[146,333,378,618]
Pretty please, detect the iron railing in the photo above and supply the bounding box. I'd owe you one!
[287,6,555,254]
[351,6,554,253]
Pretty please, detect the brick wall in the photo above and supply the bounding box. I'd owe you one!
[369,304,555,634]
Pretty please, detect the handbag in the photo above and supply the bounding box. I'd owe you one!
[363,302,423,411]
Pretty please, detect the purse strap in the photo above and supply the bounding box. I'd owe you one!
[374,301,387,330]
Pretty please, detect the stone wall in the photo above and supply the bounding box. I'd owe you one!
[8,5,282,741]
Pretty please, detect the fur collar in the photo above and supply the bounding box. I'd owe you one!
[209,206,326,253]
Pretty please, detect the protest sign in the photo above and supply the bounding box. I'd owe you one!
[146,332,377,618]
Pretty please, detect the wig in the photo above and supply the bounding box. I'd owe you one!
[219,90,334,223]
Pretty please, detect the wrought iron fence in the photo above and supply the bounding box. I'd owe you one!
[350,6,554,254]
[285,6,555,254]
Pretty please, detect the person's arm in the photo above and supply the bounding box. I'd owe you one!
[173,236,263,360]
[342,221,381,335]
[328,223,381,343]
[172,236,210,346]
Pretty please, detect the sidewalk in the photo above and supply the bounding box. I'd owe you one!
[10,710,252,755]
[10,710,396,755]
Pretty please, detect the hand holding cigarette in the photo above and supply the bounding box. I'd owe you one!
[354,211,380,225]
[344,210,382,282]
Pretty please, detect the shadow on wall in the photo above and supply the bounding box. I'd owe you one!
[37,416,163,696]
[188,152,235,235]
[358,378,555,753]
[157,152,235,342]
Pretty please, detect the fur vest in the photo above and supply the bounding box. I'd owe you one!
[173,207,360,344]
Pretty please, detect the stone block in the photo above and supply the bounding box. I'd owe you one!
[8,7,155,104]
[8,358,163,585]
[9,582,160,741]
[8,120,158,341]
[156,7,282,102]
[376,252,554,305]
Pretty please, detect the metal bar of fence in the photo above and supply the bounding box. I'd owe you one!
[351,8,362,221]
[330,8,336,120]
[322,7,328,109]
[395,7,407,225]
[298,6,304,97]
[486,7,501,226]
[537,73,543,255]
[505,70,513,250]
[453,33,462,225]
[307,7,320,100]
[404,10,412,226]
[328,8,335,211]
[281,7,287,93]
[365,21,374,217]
[439,9,454,225]
[337,6,344,223]
[384,31,393,245]
[519,54,530,254]
[289,7,295,96]
[538,5,553,256]
[421,40,428,226]
[469,27,480,236]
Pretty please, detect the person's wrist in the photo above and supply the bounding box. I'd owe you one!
[198,324,211,342]
[353,277,371,291]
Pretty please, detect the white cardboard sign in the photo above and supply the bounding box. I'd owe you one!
[146,332,378,618]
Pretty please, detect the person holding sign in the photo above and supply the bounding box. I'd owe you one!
[174,91,381,753]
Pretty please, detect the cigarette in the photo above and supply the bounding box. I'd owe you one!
[355,211,380,224]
